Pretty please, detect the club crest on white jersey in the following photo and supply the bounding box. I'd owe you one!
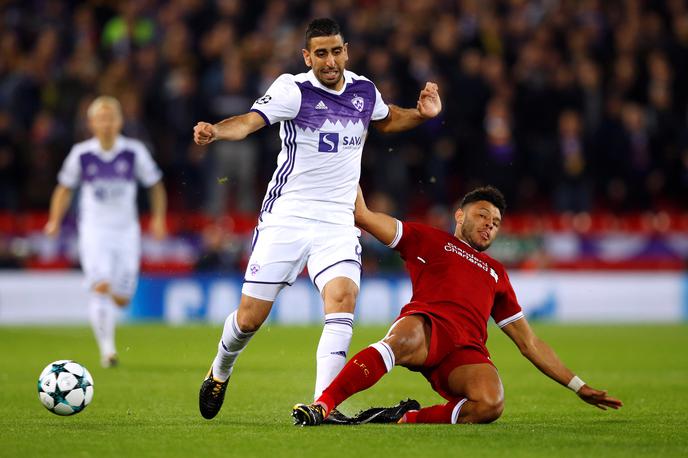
[351,95,364,112]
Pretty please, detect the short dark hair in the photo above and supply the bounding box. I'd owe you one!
[305,18,342,48]
[460,186,507,215]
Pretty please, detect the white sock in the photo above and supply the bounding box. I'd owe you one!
[212,311,255,382]
[314,312,354,399]
[88,292,117,358]
[451,398,468,424]
[370,341,395,372]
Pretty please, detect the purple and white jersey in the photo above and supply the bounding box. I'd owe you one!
[250,69,389,225]
[58,135,162,229]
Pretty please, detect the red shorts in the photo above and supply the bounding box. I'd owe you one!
[396,304,495,401]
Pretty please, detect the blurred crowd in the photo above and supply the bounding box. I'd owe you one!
[1,0,687,220]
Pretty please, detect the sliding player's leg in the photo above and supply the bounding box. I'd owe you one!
[292,314,429,426]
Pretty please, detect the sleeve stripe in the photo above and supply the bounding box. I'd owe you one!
[250,108,271,126]
[387,219,403,248]
[496,311,524,328]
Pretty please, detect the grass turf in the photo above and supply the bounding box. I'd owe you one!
[1,323,686,457]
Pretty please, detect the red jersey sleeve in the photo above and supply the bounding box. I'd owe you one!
[491,266,524,328]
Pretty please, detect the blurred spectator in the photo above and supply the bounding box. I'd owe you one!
[194,219,244,272]
[482,97,517,200]
[101,1,155,58]
[554,110,592,213]
[201,54,258,215]
[620,102,660,209]
[0,111,22,210]
[575,59,603,133]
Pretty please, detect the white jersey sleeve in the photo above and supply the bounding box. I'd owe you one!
[57,145,82,189]
[371,83,390,121]
[133,141,162,187]
[250,74,301,125]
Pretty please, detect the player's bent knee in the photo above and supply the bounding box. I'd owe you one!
[236,295,273,332]
[236,306,270,332]
[235,314,265,333]
[326,289,356,310]
[112,295,130,307]
[474,397,504,424]
[92,282,110,294]
[322,282,358,313]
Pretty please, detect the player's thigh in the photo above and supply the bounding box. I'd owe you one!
[307,223,362,294]
[110,227,141,300]
[446,363,504,405]
[242,217,311,302]
[383,315,431,366]
[78,228,114,290]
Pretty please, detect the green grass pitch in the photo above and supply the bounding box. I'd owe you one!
[1,323,687,457]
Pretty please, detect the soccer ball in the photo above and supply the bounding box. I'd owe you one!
[37,360,94,416]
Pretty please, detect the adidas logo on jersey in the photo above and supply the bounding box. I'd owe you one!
[315,100,328,110]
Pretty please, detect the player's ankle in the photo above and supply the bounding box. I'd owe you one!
[315,394,335,417]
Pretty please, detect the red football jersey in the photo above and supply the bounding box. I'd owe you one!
[391,221,523,351]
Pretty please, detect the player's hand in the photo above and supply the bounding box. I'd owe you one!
[577,385,623,410]
[44,220,60,238]
[194,122,217,146]
[417,82,442,119]
[150,216,167,241]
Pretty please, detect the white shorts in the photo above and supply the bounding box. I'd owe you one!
[78,224,141,298]
[242,213,362,301]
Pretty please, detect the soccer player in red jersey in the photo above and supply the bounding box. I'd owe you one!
[292,185,622,425]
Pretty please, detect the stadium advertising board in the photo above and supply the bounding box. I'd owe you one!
[1,272,686,324]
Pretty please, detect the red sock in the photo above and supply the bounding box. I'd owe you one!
[402,399,464,424]
[316,346,388,415]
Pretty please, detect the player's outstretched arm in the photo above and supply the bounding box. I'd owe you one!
[373,82,441,133]
[44,185,73,237]
[193,111,266,145]
[354,186,399,246]
[148,180,167,240]
[501,317,623,410]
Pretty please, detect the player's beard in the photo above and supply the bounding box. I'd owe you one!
[317,66,343,88]
[460,220,493,252]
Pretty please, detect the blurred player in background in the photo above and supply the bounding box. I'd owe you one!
[193,18,442,420]
[44,96,167,368]
[292,186,622,425]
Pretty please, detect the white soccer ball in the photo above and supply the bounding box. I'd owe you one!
[37,360,94,416]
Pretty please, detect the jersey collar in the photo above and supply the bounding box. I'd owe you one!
[307,70,348,95]
[93,135,125,158]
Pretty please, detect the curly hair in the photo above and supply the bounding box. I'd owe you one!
[460,186,507,215]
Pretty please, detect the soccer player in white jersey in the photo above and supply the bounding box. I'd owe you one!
[44,96,167,368]
[193,18,442,421]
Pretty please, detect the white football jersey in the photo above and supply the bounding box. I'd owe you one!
[58,135,162,229]
[250,69,389,225]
